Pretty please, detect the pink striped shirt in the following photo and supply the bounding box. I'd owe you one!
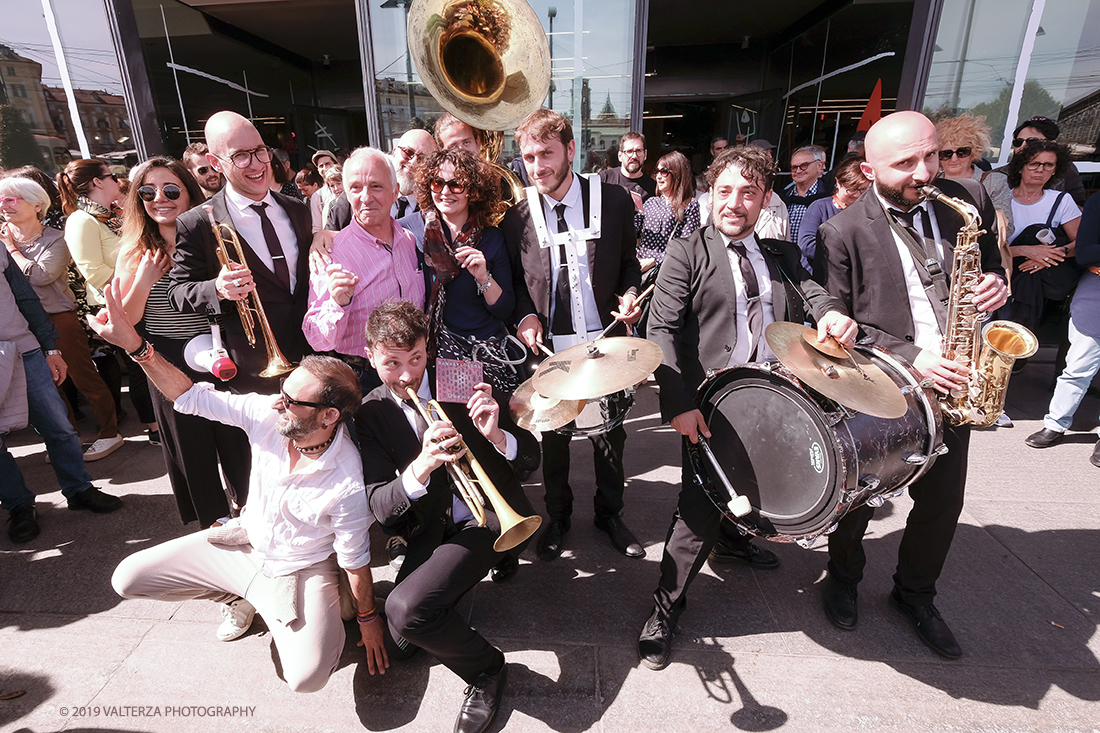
[303,219,426,356]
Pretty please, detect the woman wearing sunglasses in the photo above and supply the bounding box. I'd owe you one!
[935,115,1014,242]
[114,156,250,530]
[640,151,700,272]
[0,177,122,461]
[415,148,521,393]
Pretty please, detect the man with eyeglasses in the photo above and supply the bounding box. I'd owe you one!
[169,110,313,396]
[182,142,224,199]
[600,131,657,209]
[304,147,425,394]
[780,145,833,246]
[87,281,389,692]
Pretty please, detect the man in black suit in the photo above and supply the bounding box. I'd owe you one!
[637,145,857,670]
[816,111,1008,659]
[500,109,643,561]
[355,300,539,733]
[169,110,312,397]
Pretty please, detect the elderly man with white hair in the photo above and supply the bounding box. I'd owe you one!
[303,146,426,392]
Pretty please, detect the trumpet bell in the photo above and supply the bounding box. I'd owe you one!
[494,513,542,553]
[408,0,551,132]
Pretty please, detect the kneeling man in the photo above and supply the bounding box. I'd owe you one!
[89,282,388,692]
[356,300,539,733]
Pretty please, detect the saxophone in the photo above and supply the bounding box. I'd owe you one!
[919,184,1038,427]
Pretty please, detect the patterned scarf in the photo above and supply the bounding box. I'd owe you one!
[422,209,482,358]
[77,196,123,236]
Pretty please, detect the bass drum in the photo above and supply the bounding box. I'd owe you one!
[688,348,945,547]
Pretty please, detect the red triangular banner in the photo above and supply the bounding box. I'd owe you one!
[856,79,883,132]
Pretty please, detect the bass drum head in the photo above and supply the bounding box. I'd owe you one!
[700,368,842,537]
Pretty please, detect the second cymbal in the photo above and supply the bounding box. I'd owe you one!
[509,377,585,432]
[532,337,663,400]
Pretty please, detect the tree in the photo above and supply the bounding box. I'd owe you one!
[0,104,46,170]
[964,80,1060,142]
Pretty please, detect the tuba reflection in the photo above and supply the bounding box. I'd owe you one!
[204,205,296,379]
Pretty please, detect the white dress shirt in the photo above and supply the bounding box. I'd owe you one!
[541,173,603,333]
[874,190,946,355]
[174,383,372,578]
[224,185,300,292]
[395,380,517,525]
[718,230,776,366]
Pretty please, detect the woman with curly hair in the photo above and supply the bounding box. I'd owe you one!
[114,156,250,528]
[415,148,520,393]
[639,151,699,270]
[935,114,1014,239]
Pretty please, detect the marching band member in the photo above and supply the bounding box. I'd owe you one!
[355,300,539,733]
[637,145,856,670]
[817,111,1007,658]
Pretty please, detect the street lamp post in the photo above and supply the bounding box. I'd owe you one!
[548,7,556,110]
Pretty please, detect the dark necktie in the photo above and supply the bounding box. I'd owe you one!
[249,202,291,291]
[551,203,575,336]
[397,196,409,219]
[730,241,763,360]
[890,207,949,331]
[402,398,429,440]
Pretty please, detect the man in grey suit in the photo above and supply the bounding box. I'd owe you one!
[816,111,1007,659]
[637,145,857,670]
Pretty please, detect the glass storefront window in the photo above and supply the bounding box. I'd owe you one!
[368,0,635,171]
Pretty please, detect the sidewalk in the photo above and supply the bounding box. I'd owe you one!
[1,351,1097,732]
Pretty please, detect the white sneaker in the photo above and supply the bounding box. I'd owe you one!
[995,412,1013,428]
[217,598,255,641]
[84,435,124,461]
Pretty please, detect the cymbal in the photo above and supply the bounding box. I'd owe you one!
[765,322,908,419]
[509,378,585,432]
[532,337,663,401]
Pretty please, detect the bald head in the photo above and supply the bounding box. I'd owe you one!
[203,110,272,201]
[392,128,438,196]
[860,111,940,211]
[205,111,260,157]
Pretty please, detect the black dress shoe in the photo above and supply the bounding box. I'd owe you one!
[536,518,570,561]
[709,538,780,568]
[454,664,506,733]
[386,535,407,571]
[67,486,122,514]
[1025,427,1064,449]
[7,504,40,544]
[822,576,858,630]
[594,514,644,558]
[490,554,518,583]
[889,589,962,659]
[1091,439,1100,468]
[638,607,676,670]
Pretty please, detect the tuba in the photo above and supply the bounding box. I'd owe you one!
[919,185,1037,427]
[204,206,296,379]
[406,0,551,214]
[405,387,542,552]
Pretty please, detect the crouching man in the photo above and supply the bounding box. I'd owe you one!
[88,281,388,692]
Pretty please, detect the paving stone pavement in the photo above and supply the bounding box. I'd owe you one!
[1,351,1097,733]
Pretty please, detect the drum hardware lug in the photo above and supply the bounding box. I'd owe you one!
[824,523,838,535]
[858,475,881,492]
[796,537,816,549]
[903,452,928,465]
[933,443,949,456]
[886,488,904,500]
[866,495,886,508]
[823,409,845,427]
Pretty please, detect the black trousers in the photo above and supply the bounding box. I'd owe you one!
[827,423,970,607]
[385,522,505,683]
[540,425,626,522]
[653,440,752,624]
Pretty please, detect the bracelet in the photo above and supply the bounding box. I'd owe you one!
[128,339,152,359]
[356,608,380,625]
[476,272,493,295]
[131,341,157,364]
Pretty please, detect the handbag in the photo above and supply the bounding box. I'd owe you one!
[436,326,527,395]
[1011,191,1080,301]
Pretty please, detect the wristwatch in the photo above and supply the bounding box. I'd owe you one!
[45,349,62,356]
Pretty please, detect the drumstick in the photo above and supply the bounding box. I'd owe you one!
[597,283,657,340]
[697,434,752,517]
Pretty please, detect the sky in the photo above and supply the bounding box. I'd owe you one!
[3,0,124,95]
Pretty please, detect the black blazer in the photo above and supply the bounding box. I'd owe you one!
[500,175,641,330]
[168,189,312,394]
[355,383,540,579]
[816,177,1005,365]
[325,192,352,231]
[649,226,847,421]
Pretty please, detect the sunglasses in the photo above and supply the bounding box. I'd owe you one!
[395,145,423,161]
[1012,136,1044,148]
[96,172,120,183]
[195,165,214,176]
[1024,160,1057,172]
[430,177,466,194]
[939,147,972,160]
[279,379,330,410]
[655,167,672,176]
[137,184,182,202]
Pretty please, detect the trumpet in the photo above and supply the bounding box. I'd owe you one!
[404,387,542,552]
[205,206,295,379]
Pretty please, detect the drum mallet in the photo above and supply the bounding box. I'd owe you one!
[697,433,753,517]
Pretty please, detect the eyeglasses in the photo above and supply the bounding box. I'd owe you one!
[655,167,671,177]
[939,147,972,160]
[218,146,274,169]
[429,177,466,194]
[395,145,424,161]
[791,161,818,173]
[96,172,119,183]
[1024,160,1057,172]
[840,185,869,196]
[1012,136,1044,148]
[621,148,645,158]
[0,196,23,207]
[137,184,182,202]
[279,379,329,410]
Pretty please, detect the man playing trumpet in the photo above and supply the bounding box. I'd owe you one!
[355,300,540,733]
